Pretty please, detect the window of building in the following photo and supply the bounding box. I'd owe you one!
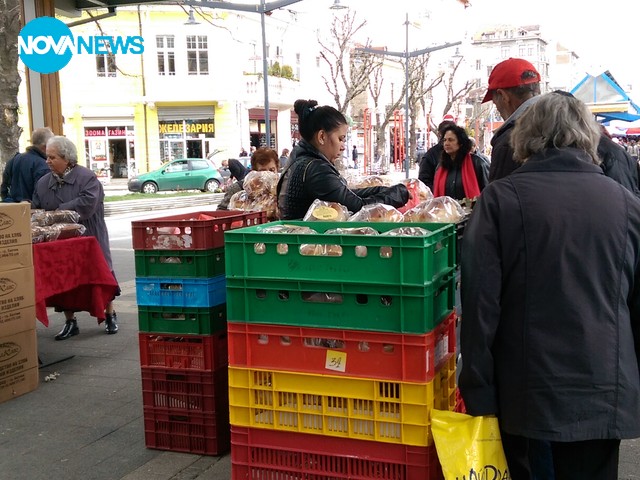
[187,35,209,75]
[501,46,510,58]
[296,52,301,80]
[527,46,534,56]
[157,35,176,76]
[519,45,526,56]
[96,39,116,77]
[475,59,481,71]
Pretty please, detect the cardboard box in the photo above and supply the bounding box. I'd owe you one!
[0,267,35,316]
[0,243,33,272]
[0,366,38,404]
[0,329,39,403]
[0,305,36,338]
[0,203,32,248]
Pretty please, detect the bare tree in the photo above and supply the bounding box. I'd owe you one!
[318,10,380,115]
[0,0,23,165]
[440,55,474,119]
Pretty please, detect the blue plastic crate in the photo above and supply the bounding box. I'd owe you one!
[136,275,227,307]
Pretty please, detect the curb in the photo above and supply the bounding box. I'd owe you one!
[104,193,224,217]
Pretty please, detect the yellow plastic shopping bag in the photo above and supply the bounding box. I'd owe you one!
[431,409,510,480]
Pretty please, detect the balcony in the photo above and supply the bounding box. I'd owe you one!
[243,74,299,109]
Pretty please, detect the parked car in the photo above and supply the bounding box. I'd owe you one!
[127,158,224,194]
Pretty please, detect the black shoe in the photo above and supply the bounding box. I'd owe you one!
[55,318,79,341]
[105,312,118,334]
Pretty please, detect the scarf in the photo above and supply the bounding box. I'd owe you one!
[52,164,75,187]
[433,152,481,199]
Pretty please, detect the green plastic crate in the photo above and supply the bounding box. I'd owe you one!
[135,248,225,278]
[138,304,227,335]
[226,269,455,334]
[224,221,455,287]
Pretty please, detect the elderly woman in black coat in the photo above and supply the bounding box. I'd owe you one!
[459,92,640,479]
[32,136,120,340]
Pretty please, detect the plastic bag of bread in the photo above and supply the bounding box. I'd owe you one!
[382,226,430,237]
[48,210,81,224]
[397,178,434,215]
[42,223,87,241]
[349,175,391,189]
[31,225,47,244]
[248,194,279,221]
[243,170,279,197]
[303,199,350,222]
[31,209,49,226]
[403,196,464,223]
[348,203,403,223]
[324,227,379,236]
[258,224,318,234]
[228,190,252,211]
[299,243,342,256]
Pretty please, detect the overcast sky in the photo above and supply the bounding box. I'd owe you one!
[296,0,637,92]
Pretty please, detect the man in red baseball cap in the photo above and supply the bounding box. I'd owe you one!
[483,58,542,181]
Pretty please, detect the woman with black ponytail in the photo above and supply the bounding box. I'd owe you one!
[277,99,409,220]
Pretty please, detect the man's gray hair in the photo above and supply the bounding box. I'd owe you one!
[31,128,54,149]
[47,136,78,166]
[510,92,601,165]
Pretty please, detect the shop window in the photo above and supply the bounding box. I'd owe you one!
[187,35,209,75]
[156,35,176,76]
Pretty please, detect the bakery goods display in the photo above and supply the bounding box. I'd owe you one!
[303,199,350,222]
[403,196,465,223]
[228,170,279,220]
[348,203,403,223]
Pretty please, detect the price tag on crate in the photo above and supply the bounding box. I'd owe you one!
[325,350,347,373]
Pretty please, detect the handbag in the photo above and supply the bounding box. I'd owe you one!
[431,409,510,480]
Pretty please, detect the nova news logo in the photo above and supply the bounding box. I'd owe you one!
[18,16,144,74]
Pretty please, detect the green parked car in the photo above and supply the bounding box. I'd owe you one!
[127,158,224,194]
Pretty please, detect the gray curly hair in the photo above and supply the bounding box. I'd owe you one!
[510,91,601,165]
[47,136,78,165]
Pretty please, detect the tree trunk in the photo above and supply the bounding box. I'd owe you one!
[0,0,23,167]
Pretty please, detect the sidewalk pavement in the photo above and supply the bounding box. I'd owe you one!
[0,281,231,480]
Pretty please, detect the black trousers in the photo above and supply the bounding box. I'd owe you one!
[501,432,620,480]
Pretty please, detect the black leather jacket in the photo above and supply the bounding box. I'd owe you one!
[277,140,409,220]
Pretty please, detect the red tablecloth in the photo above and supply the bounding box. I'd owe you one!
[34,237,119,327]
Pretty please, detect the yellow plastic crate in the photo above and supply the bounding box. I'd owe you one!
[228,354,456,446]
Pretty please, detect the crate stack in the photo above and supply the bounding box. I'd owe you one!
[131,210,266,456]
[224,220,460,479]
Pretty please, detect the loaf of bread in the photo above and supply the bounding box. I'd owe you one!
[303,199,350,221]
[348,203,403,223]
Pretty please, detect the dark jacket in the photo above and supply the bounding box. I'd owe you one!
[460,148,640,441]
[418,143,443,191]
[598,135,640,197]
[1,146,49,202]
[489,96,541,182]
[277,139,409,220]
[433,153,490,200]
[33,165,114,269]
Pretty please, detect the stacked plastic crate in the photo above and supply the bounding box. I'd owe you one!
[224,220,459,479]
[131,210,266,456]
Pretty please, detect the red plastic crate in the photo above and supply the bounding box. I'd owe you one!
[231,426,443,480]
[131,210,266,250]
[228,310,455,383]
[141,366,228,414]
[139,331,228,371]
[144,406,230,455]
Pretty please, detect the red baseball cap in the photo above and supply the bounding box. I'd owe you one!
[482,58,541,103]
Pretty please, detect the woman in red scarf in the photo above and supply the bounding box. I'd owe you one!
[433,124,489,200]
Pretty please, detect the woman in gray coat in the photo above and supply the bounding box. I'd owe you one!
[459,92,640,479]
[33,136,119,340]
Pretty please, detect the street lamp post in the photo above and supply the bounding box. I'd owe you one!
[185,0,304,147]
[357,14,461,178]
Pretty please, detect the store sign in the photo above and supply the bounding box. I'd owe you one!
[108,127,127,136]
[85,128,106,137]
[159,121,215,135]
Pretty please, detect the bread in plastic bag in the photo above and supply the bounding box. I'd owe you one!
[30,209,81,226]
[382,226,430,236]
[348,203,404,222]
[324,227,379,236]
[349,175,391,188]
[303,199,350,221]
[243,170,279,197]
[257,224,318,234]
[403,196,464,223]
